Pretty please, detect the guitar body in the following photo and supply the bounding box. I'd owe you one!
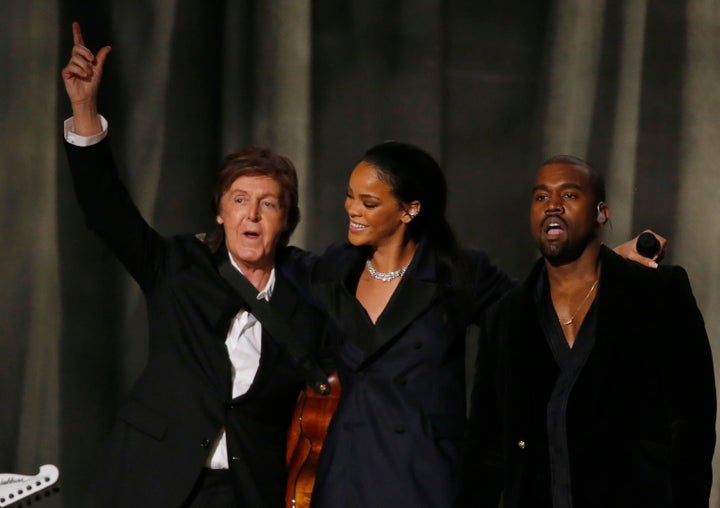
[286,372,341,508]
[0,464,59,507]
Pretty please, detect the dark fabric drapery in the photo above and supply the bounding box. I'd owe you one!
[1,1,718,506]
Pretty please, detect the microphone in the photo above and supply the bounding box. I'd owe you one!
[636,232,660,259]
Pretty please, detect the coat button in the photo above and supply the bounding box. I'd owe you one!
[201,439,211,448]
[394,375,407,385]
[394,425,406,434]
[231,456,241,461]
[517,440,526,450]
[413,342,423,349]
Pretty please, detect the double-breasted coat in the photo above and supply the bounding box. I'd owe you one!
[307,240,515,507]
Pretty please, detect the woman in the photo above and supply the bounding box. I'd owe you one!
[62,23,328,507]
[305,142,515,507]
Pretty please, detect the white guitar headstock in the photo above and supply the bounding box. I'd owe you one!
[0,465,60,507]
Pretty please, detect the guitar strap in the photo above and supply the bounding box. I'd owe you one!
[218,258,331,395]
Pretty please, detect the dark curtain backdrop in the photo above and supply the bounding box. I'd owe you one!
[1,1,718,506]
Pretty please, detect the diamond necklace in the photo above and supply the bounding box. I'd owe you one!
[559,279,599,326]
[366,259,409,282]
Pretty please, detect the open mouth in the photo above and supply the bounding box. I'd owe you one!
[349,221,368,231]
[544,219,565,239]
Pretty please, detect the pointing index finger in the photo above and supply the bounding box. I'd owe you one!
[72,21,85,47]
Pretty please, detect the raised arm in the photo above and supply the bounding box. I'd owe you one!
[61,22,111,135]
[60,23,163,292]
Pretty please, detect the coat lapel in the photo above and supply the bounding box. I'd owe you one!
[582,246,627,396]
[519,247,627,415]
[516,261,560,411]
[312,246,377,357]
[313,240,441,366]
[364,244,440,361]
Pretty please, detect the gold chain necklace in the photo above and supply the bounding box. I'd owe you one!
[560,279,599,326]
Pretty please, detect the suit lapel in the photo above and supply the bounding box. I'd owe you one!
[198,246,250,398]
[214,246,308,399]
[517,262,559,408]
[499,262,557,432]
[256,271,298,377]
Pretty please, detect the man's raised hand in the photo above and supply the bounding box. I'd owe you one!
[61,22,111,135]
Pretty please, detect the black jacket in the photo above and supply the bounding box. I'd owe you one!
[460,246,716,508]
[65,139,328,507]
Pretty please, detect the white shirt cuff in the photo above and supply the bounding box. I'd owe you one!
[64,115,109,146]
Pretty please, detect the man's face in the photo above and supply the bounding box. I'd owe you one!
[530,162,600,264]
[216,175,287,270]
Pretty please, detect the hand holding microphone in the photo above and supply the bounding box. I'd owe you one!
[612,230,666,268]
[636,232,661,259]
[635,230,666,267]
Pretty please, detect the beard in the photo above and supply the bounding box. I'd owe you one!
[537,236,587,265]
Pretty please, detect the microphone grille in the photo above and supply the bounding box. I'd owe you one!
[636,232,660,258]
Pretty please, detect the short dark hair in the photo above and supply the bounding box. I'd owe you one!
[540,154,606,203]
[210,145,299,247]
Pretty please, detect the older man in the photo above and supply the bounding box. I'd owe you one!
[62,23,329,507]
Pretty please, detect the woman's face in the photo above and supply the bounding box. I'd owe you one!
[216,175,287,270]
[344,161,414,247]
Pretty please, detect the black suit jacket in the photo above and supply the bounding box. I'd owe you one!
[461,246,716,508]
[65,139,328,507]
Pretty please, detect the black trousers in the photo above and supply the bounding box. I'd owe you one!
[182,468,236,508]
